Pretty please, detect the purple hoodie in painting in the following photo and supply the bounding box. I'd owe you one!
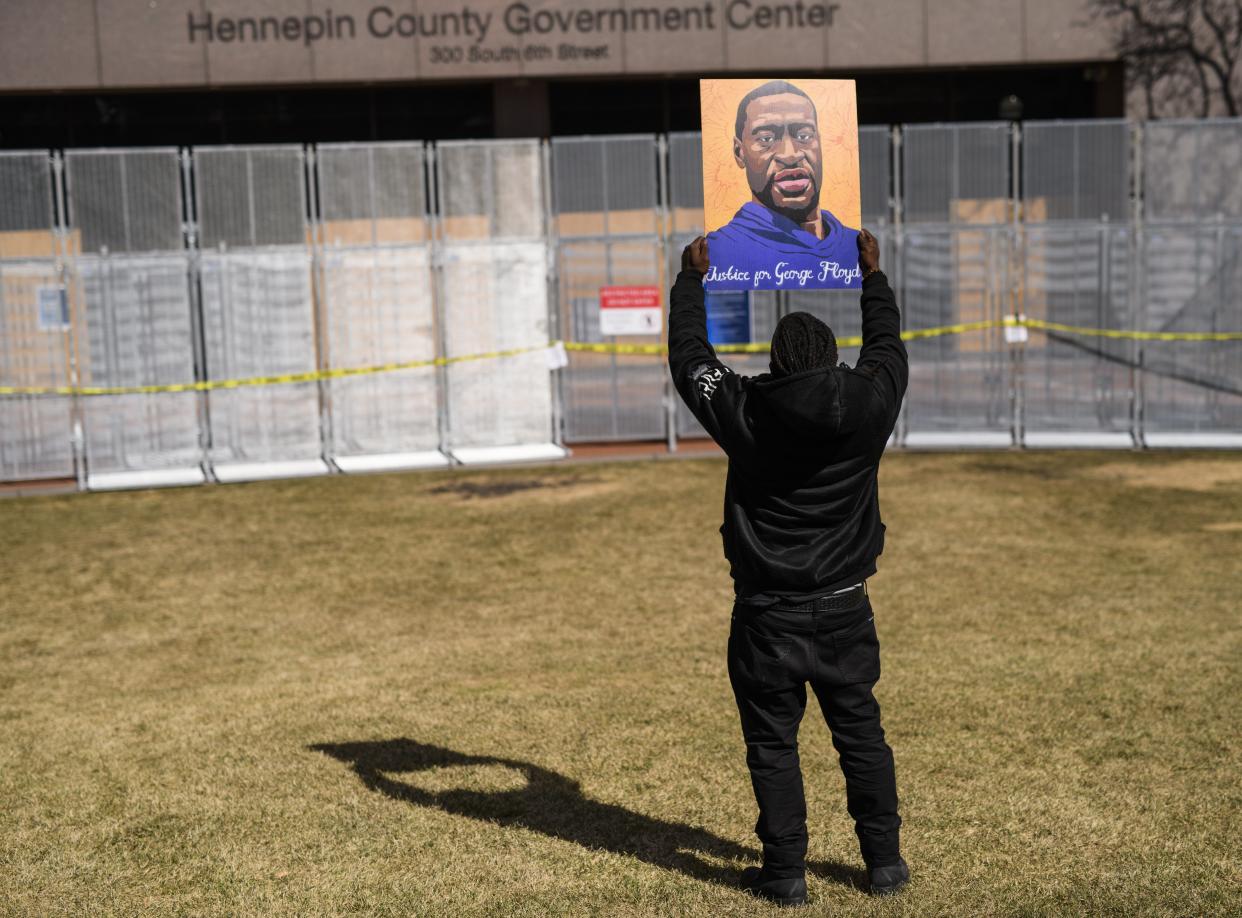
[704,201,861,292]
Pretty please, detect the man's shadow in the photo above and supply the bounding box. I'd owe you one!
[310,738,865,890]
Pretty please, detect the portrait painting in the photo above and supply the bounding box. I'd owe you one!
[700,78,862,291]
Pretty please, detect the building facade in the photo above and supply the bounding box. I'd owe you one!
[0,0,1124,146]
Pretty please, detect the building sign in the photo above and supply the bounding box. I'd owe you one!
[599,286,662,336]
[0,0,1110,92]
[36,286,69,331]
[184,3,842,54]
[175,3,844,78]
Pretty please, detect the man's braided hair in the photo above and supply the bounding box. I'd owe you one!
[769,311,838,377]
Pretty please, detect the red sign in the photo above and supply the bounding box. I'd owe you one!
[600,286,662,310]
[599,285,662,336]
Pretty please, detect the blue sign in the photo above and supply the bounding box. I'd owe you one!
[36,286,69,331]
[705,291,751,345]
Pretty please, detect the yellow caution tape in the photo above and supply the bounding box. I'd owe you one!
[0,345,549,397]
[3,319,1239,397]
[558,319,1000,355]
[563,342,666,356]
[896,319,1003,345]
[1015,317,1242,342]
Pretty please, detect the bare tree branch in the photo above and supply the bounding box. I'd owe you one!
[1199,0,1239,113]
[1089,0,1242,116]
[1193,56,1214,115]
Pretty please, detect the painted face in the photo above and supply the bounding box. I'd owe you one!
[733,92,822,224]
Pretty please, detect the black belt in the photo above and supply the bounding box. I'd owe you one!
[774,583,867,613]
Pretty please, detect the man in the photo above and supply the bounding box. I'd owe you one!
[705,80,860,291]
[668,231,909,907]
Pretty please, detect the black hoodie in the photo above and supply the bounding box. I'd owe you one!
[668,268,908,604]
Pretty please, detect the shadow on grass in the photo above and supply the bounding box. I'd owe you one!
[310,738,864,891]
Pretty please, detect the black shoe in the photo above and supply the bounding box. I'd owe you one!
[740,866,808,907]
[867,857,910,896]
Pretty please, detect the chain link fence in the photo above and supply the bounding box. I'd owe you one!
[193,145,325,482]
[553,134,667,443]
[434,139,561,464]
[316,142,443,472]
[3,119,1242,489]
[901,123,1013,447]
[0,151,74,482]
[1140,119,1242,446]
[1019,120,1135,447]
[65,147,205,488]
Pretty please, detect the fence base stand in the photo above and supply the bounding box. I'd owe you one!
[903,431,1012,449]
[87,468,206,491]
[212,460,330,483]
[1023,432,1134,449]
[1143,433,1242,449]
[451,444,567,465]
[334,452,449,473]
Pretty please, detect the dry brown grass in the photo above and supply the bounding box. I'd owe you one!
[1,451,1240,917]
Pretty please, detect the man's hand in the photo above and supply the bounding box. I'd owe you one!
[682,236,710,277]
[857,228,880,276]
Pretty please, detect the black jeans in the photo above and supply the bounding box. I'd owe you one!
[727,591,901,878]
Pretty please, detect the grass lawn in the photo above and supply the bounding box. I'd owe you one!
[1,451,1240,917]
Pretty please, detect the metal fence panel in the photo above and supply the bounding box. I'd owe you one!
[903,123,1011,225]
[560,239,667,441]
[12,120,1242,487]
[193,146,322,472]
[65,148,185,254]
[859,125,893,224]
[64,149,202,484]
[553,135,664,442]
[1141,121,1242,441]
[1141,220,1242,435]
[316,142,440,462]
[1020,225,1135,439]
[439,241,553,451]
[666,135,707,281]
[902,226,1012,442]
[1144,120,1242,221]
[1023,120,1130,222]
[436,140,554,454]
[1018,122,1135,443]
[667,132,707,439]
[901,124,1012,444]
[0,151,74,481]
[196,146,307,248]
[668,133,704,215]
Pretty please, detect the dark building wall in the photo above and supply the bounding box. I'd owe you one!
[548,64,1125,135]
[0,84,494,149]
[0,63,1124,150]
